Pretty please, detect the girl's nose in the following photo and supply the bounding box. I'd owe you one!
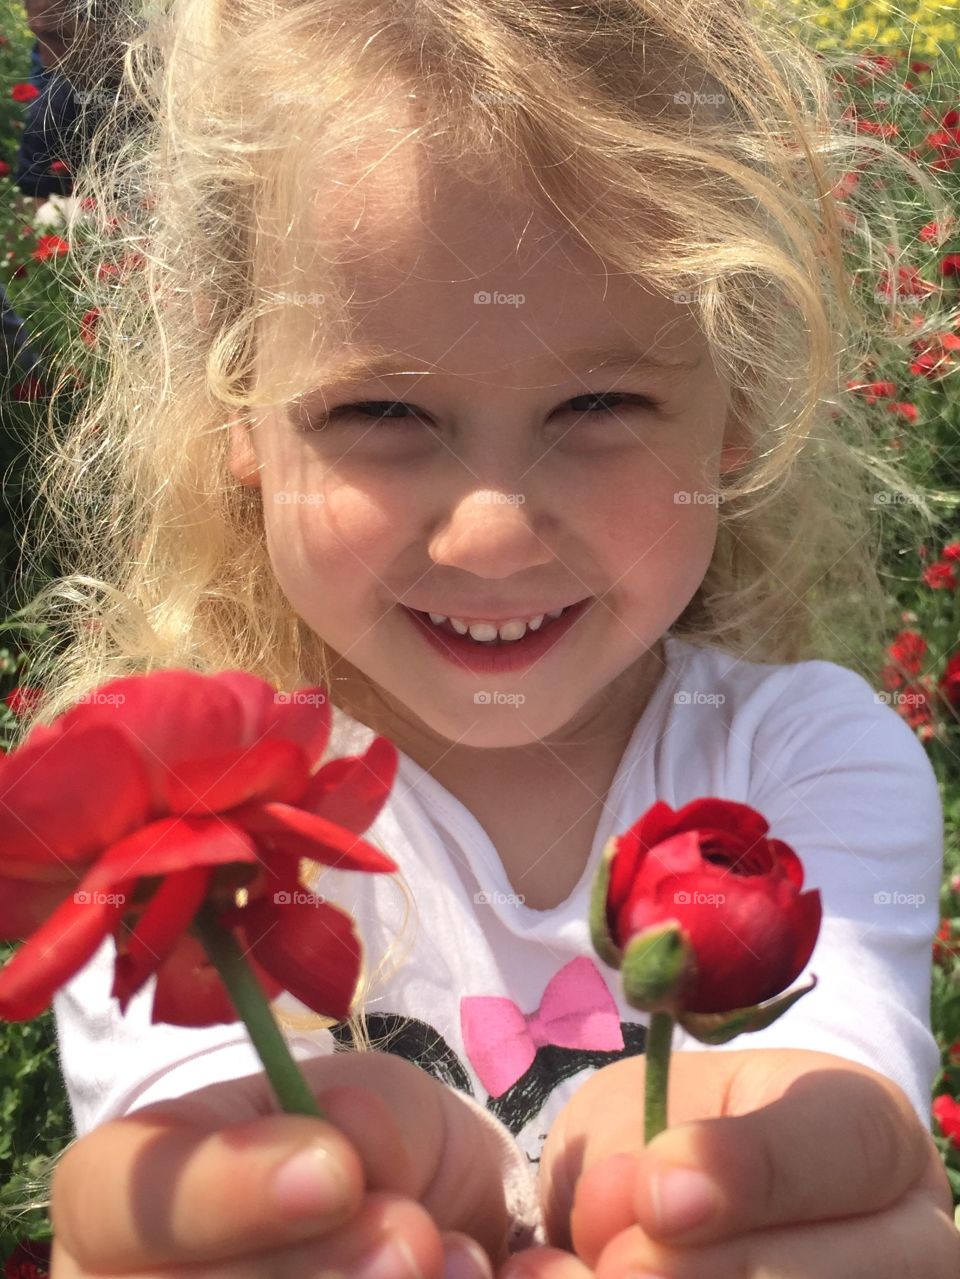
[426,489,555,579]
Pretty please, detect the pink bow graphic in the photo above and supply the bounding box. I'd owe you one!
[460,956,624,1097]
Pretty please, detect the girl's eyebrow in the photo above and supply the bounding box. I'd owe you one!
[314,343,703,386]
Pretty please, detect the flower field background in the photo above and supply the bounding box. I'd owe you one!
[0,0,959,1263]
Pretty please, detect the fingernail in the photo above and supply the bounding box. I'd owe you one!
[271,1143,350,1221]
[649,1166,717,1235]
[355,1237,424,1279]
[442,1239,494,1279]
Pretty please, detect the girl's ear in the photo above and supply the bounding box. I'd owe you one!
[227,415,262,487]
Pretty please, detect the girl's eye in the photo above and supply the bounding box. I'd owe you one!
[316,392,661,426]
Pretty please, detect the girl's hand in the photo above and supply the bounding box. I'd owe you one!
[503,1048,960,1279]
[50,1050,507,1278]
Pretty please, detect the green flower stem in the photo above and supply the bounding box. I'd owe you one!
[645,1010,675,1143]
[191,903,325,1119]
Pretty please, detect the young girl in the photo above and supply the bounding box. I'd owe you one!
[17,0,960,1275]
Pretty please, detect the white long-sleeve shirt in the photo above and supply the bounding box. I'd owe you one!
[52,632,944,1251]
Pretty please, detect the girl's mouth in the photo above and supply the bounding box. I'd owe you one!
[400,597,594,674]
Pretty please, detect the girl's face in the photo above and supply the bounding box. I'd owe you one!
[230,145,746,752]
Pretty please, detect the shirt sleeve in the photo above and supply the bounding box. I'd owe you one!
[674,660,944,1132]
[52,931,337,1137]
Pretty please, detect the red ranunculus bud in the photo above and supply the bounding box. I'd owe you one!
[590,798,822,1044]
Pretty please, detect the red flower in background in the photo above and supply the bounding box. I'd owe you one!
[0,670,399,1028]
[934,919,958,968]
[939,653,960,708]
[933,1093,960,1150]
[922,561,958,590]
[30,234,69,263]
[10,83,40,103]
[3,687,43,718]
[941,254,960,278]
[79,307,101,348]
[887,629,927,677]
[875,264,939,300]
[2,1236,50,1279]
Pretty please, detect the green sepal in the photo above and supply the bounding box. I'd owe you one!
[677,974,819,1045]
[589,835,623,970]
[620,920,697,1014]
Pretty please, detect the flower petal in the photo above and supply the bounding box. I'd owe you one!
[237,890,361,1022]
[0,721,152,866]
[232,802,397,873]
[0,887,124,1020]
[148,928,285,1027]
[158,738,310,815]
[302,735,398,834]
[0,875,74,940]
[212,672,333,769]
[111,866,213,1013]
[82,815,259,893]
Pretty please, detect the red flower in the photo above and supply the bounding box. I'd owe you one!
[3,687,43,718]
[0,670,399,1027]
[933,1092,960,1150]
[887,629,927,677]
[9,376,46,401]
[2,1235,51,1279]
[919,218,955,242]
[875,265,939,299]
[11,83,40,103]
[939,653,960,707]
[856,120,899,138]
[0,161,10,178]
[922,560,958,590]
[934,919,958,968]
[79,307,100,348]
[49,159,69,176]
[594,798,822,1015]
[886,401,918,422]
[942,543,960,561]
[941,254,960,277]
[894,682,933,729]
[30,234,69,263]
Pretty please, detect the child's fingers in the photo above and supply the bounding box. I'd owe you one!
[52,1191,446,1279]
[496,1244,593,1279]
[50,1108,368,1272]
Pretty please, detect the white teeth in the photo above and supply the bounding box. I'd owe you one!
[424,608,566,643]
